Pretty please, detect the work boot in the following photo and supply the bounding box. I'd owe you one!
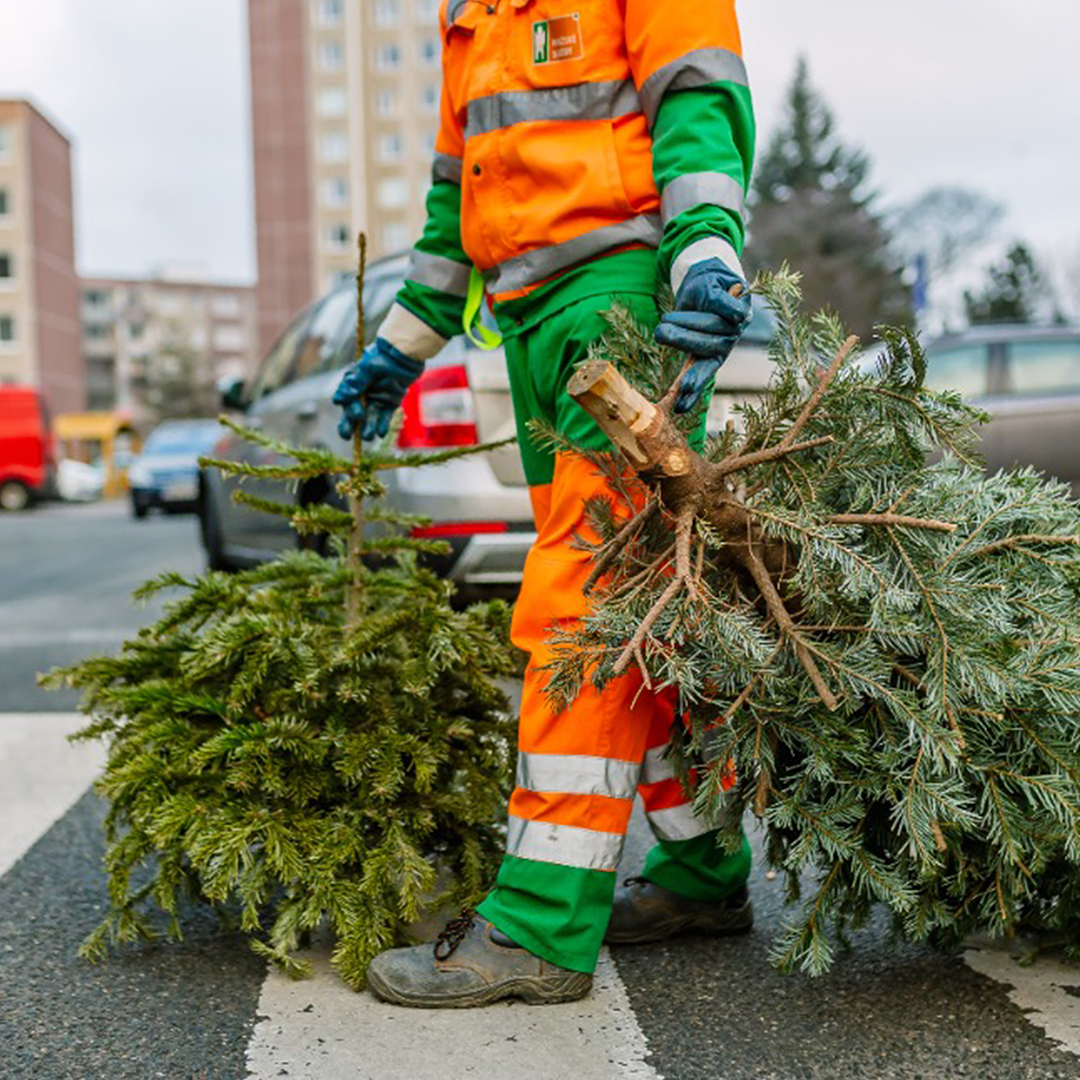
[604,877,753,945]
[366,910,593,1008]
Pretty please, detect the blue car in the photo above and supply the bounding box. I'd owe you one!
[129,419,222,518]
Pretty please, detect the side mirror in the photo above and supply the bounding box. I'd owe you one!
[218,375,246,411]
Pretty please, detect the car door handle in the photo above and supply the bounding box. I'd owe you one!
[296,401,319,421]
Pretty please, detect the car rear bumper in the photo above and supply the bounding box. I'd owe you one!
[447,530,536,586]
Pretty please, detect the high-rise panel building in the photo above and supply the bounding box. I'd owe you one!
[248,0,442,358]
[80,270,258,421]
[0,99,82,413]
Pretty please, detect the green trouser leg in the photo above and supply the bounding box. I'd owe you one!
[478,286,750,975]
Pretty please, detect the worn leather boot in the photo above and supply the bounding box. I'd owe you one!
[366,911,593,1008]
[604,878,753,945]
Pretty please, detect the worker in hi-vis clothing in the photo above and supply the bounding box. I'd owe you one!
[334,0,755,1008]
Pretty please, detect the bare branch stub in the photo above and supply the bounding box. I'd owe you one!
[569,350,848,707]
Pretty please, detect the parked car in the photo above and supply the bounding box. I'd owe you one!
[56,458,105,502]
[129,419,223,518]
[198,253,777,590]
[0,385,57,511]
[924,324,1080,493]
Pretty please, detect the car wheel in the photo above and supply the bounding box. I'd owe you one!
[131,497,149,519]
[0,480,31,512]
[199,481,236,572]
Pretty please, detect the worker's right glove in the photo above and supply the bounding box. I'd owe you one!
[333,338,424,441]
[654,257,752,414]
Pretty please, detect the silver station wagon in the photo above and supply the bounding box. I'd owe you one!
[198,253,778,593]
[924,324,1080,494]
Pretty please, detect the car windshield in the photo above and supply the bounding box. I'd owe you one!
[143,422,222,455]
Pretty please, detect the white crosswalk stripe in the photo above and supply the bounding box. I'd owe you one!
[0,713,106,878]
[245,944,662,1080]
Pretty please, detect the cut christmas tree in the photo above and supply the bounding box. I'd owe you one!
[549,270,1080,974]
[45,240,517,989]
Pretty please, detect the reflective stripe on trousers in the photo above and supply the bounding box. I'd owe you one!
[501,454,714,875]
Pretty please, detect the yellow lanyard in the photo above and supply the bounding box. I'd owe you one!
[463,266,503,350]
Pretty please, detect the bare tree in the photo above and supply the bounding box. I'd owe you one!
[893,186,1004,278]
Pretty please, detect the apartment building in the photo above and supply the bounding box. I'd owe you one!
[0,99,82,414]
[248,0,442,357]
[80,270,257,422]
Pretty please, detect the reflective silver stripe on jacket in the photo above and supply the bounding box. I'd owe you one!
[516,752,640,802]
[405,250,471,297]
[640,744,678,786]
[432,153,463,185]
[465,78,642,140]
[661,171,745,223]
[484,214,662,294]
[639,47,749,128]
[645,802,715,842]
[506,815,624,871]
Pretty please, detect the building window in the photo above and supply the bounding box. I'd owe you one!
[85,323,111,339]
[376,87,398,117]
[315,0,343,25]
[0,316,13,343]
[421,128,437,155]
[325,223,351,251]
[323,176,350,207]
[375,42,402,70]
[375,0,400,26]
[211,293,242,318]
[318,40,344,71]
[378,133,404,162]
[317,86,349,118]
[378,177,408,209]
[0,188,8,216]
[0,127,9,159]
[419,38,439,67]
[415,0,439,21]
[0,253,12,281]
[381,222,409,253]
[320,131,349,163]
[420,83,439,114]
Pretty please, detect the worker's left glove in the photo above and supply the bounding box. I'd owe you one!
[655,257,752,414]
[333,338,424,440]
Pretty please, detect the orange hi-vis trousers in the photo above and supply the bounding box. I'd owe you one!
[476,287,751,974]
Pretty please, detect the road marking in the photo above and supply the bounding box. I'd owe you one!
[0,713,106,878]
[245,945,662,1080]
[965,944,1080,1057]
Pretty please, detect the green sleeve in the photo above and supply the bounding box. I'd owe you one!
[651,81,755,283]
[396,178,471,342]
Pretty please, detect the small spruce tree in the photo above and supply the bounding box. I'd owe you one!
[551,270,1080,975]
[46,239,517,988]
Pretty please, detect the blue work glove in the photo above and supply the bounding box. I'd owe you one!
[332,338,424,440]
[655,257,753,414]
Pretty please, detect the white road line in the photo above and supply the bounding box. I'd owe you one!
[0,713,105,878]
[245,945,662,1080]
[965,943,1080,1057]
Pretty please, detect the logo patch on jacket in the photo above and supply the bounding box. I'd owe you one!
[532,14,583,64]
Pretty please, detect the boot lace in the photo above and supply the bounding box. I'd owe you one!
[433,908,475,961]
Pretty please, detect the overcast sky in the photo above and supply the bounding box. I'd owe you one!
[2,0,1078,293]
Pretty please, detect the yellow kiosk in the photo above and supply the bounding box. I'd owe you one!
[54,413,142,499]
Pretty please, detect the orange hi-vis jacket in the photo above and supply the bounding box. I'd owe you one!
[380,0,755,361]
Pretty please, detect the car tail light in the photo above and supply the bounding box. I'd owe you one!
[398,364,479,448]
[411,521,509,538]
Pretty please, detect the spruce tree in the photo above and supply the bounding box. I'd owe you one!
[45,239,517,988]
[749,59,912,338]
[551,271,1080,975]
[964,241,1051,325]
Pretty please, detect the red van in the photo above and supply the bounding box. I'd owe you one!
[0,385,57,510]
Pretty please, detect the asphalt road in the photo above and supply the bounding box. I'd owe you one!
[3,501,1080,1079]
[0,499,203,712]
